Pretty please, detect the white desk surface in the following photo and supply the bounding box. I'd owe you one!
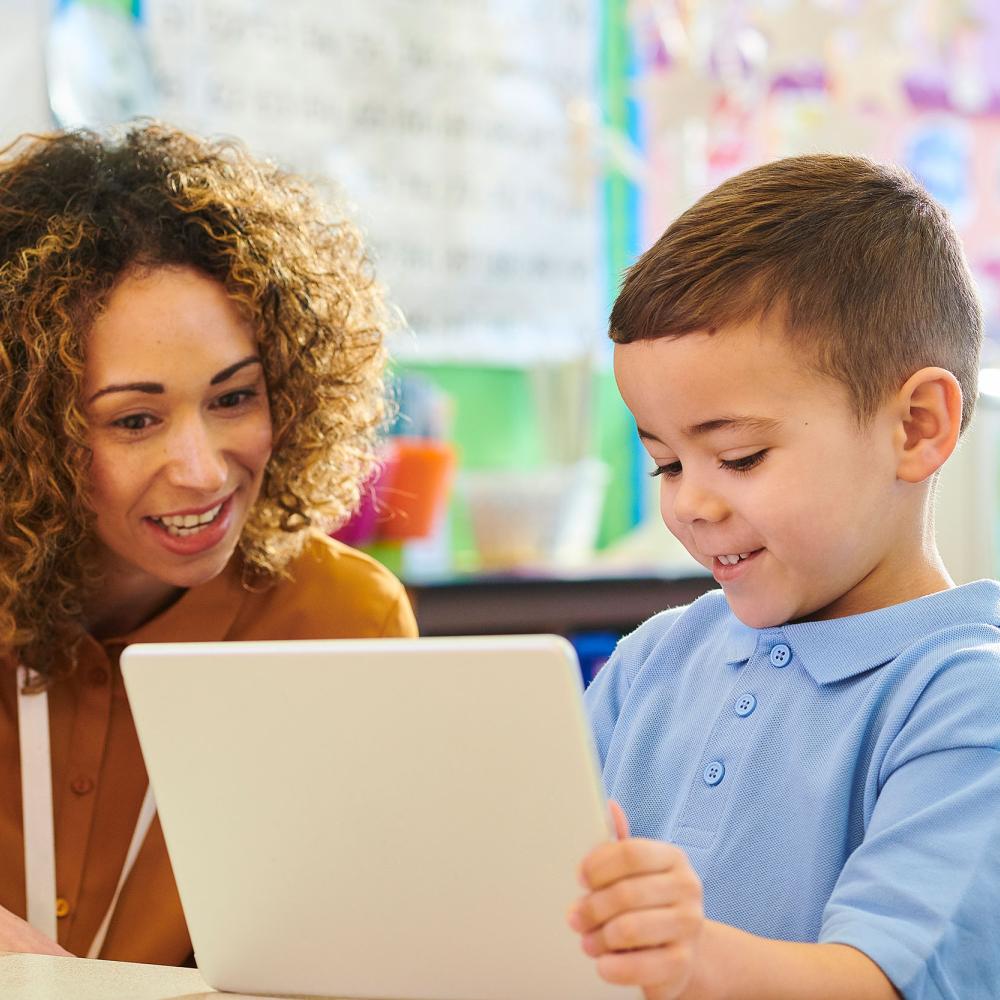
[0,952,310,1000]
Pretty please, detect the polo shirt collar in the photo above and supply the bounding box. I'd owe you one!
[721,580,1000,685]
[722,615,758,666]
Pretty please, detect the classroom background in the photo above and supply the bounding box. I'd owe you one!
[7,0,1000,677]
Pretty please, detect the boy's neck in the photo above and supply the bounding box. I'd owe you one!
[797,500,954,623]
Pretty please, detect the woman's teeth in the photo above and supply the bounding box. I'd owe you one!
[154,503,223,536]
[717,552,751,565]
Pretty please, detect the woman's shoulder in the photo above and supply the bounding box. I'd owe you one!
[232,531,417,640]
[291,530,401,580]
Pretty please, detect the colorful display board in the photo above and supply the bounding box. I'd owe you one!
[627,0,1000,351]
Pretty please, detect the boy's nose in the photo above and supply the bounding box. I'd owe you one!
[164,422,228,492]
[670,479,728,525]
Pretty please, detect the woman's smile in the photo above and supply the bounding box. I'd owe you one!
[147,493,231,536]
[143,492,237,554]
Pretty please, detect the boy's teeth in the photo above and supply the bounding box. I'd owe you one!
[718,552,752,565]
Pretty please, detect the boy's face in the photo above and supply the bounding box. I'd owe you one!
[614,318,909,627]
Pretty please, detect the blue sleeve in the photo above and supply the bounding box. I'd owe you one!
[820,652,1000,1000]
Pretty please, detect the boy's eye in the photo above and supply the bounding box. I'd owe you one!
[650,461,682,479]
[720,449,769,474]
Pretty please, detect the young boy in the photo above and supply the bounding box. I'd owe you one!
[567,155,1000,999]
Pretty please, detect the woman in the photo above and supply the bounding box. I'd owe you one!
[0,123,417,964]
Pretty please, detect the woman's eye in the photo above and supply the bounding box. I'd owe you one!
[112,413,154,432]
[215,388,256,409]
[650,461,682,479]
[720,449,769,474]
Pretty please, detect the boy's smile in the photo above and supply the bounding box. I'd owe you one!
[613,317,938,627]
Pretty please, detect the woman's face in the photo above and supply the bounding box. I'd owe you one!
[83,266,273,604]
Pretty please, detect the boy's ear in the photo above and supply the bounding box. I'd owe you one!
[893,367,963,483]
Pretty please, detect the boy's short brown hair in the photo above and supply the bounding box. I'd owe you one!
[610,154,983,432]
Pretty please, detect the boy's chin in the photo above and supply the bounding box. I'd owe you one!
[723,595,792,630]
[726,591,844,628]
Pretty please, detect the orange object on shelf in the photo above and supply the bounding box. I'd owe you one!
[376,437,456,541]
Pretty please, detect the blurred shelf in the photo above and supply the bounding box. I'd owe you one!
[405,568,715,637]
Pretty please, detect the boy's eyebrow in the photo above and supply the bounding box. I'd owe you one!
[87,356,261,403]
[685,415,782,437]
[636,415,781,442]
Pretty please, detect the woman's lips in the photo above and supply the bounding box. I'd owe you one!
[143,493,236,557]
[154,496,230,519]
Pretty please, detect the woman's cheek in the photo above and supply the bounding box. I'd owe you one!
[239,414,274,481]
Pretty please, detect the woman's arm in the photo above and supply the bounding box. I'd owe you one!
[0,904,71,957]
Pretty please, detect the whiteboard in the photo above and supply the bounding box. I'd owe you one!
[144,0,604,361]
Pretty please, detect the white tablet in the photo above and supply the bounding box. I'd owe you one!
[121,635,638,1000]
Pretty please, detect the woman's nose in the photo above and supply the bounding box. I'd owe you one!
[163,420,228,492]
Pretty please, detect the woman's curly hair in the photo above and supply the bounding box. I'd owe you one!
[0,122,391,679]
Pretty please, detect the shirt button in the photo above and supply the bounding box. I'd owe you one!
[703,761,725,786]
[87,667,109,687]
[55,897,70,918]
[769,643,791,668]
[734,693,757,717]
[70,776,94,796]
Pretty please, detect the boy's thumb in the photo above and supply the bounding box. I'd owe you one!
[609,799,630,840]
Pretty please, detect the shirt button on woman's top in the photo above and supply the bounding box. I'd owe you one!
[71,776,94,796]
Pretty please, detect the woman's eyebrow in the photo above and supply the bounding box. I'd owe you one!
[88,381,163,403]
[209,355,262,385]
[88,356,262,403]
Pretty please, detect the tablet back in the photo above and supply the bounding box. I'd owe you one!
[121,635,637,1000]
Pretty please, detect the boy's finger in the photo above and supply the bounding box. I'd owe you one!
[595,942,694,991]
[572,872,689,932]
[582,905,691,955]
[580,838,687,890]
[609,799,630,840]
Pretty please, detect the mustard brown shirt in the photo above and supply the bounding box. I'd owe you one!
[0,533,417,964]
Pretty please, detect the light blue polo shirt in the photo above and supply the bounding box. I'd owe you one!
[585,582,1000,1000]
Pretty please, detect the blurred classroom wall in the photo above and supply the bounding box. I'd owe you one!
[5,0,1000,583]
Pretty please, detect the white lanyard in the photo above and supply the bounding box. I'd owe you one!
[16,665,157,958]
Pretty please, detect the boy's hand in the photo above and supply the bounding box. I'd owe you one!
[568,802,704,1000]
